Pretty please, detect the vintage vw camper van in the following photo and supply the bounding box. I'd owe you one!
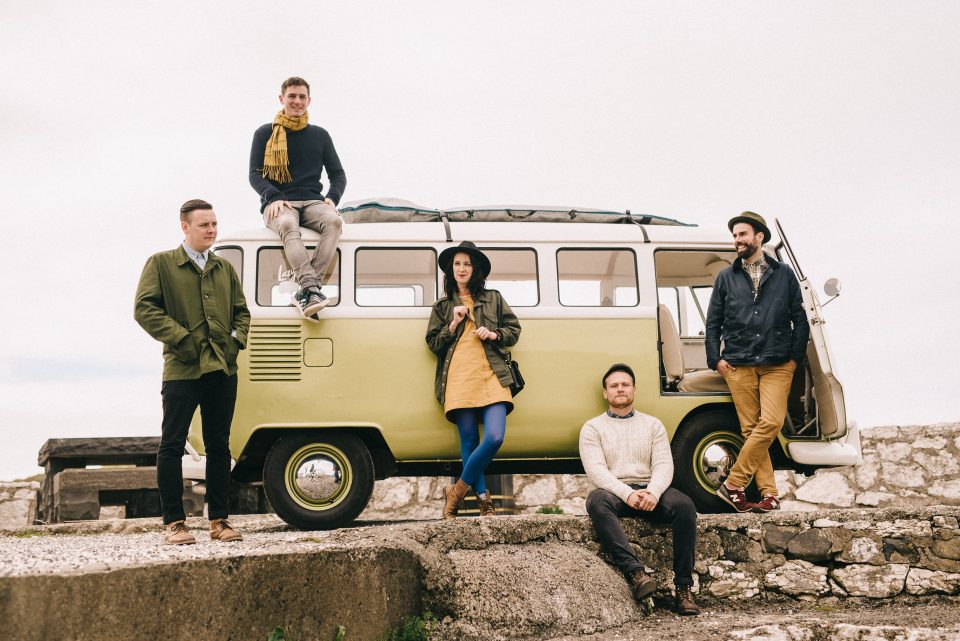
[185,199,860,529]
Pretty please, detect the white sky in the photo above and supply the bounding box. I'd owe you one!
[1,1,959,481]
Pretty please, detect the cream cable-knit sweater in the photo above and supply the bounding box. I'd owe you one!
[578,411,674,502]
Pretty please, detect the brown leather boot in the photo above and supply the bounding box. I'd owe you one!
[442,479,471,520]
[209,518,243,542]
[629,569,656,601]
[478,494,496,517]
[675,584,700,616]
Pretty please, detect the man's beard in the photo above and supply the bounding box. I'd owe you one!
[737,240,760,259]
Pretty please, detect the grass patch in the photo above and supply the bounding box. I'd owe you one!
[382,612,436,641]
[8,530,48,538]
[536,505,565,514]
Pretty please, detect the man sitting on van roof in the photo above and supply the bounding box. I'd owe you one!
[249,76,347,320]
[580,363,700,616]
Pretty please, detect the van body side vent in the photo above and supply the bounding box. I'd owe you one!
[248,322,303,382]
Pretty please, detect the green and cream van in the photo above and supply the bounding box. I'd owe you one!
[183,198,860,529]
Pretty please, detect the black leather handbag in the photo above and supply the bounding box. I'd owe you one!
[509,359,525,396]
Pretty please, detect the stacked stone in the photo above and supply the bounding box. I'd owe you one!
[0,483,39,528]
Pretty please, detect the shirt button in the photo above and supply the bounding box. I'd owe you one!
[204,294,209,299]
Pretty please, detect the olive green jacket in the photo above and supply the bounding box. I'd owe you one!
[425,289,521,405]
[134,246,251,381]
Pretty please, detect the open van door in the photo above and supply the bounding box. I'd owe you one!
[774,218,850,444]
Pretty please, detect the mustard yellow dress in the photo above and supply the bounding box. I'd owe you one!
[443,295,513,418]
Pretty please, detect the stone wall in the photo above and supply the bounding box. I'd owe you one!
[0,482,39,528]
[360,422,960,519]
[5,509,959,641]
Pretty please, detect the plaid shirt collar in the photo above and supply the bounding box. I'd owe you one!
[606,409,636,420]
[741,254,768,299]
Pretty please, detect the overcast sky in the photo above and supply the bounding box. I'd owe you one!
[1,1,958,481]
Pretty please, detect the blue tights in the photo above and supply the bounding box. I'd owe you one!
[453,402,508,495]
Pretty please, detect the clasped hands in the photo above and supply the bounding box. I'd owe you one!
[626,489,658,511]
[449,305,498,340]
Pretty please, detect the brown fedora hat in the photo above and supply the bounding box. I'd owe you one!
[438,241,491,278]
[728,211,772,244]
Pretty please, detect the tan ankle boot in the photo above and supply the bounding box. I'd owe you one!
[442,479,471,520]
[478,495,496,517]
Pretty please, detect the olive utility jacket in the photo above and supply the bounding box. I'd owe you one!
[425,289,521,405]
[705,252,809,370]
[134,246,251,381]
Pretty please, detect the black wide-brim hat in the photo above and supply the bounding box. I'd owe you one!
[438,241,491,278]
[727,211,772,245]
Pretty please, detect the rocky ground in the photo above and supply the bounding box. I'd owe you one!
[4,514,960,641]
[545,600,960,640]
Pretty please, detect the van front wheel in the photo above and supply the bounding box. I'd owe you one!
[671,411,758,513]
[263,432,375,530]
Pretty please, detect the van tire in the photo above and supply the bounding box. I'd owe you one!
[671,411,759,513]
[263,432,375,530]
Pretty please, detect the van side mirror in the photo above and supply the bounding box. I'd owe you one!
[822,277,841,307]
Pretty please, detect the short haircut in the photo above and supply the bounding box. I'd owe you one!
[281,77,310,96]
[180,199,213,222]
[602,363,635,388]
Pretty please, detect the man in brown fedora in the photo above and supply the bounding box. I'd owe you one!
[705,211,809,513]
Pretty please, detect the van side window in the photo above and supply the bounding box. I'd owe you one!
[556,249,638,306]
[355,248,437,306]
[256,247,341,307]
[214,247,243,283]
[482,248,539,306]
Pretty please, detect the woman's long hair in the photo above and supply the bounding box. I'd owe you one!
[442,254,487,300]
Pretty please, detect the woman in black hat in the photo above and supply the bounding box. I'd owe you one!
[425,241,522,519]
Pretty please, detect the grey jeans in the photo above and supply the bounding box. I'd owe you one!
[264,199,342,291]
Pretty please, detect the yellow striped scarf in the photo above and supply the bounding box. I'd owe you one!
[261,110,309,183]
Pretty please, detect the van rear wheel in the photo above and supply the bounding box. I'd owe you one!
[263,432,374,530]
[671,411,758,513]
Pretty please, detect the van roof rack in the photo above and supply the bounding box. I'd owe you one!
[339,198,694,227]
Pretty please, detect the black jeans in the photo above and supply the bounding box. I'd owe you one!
[585,486,697,586]
[157,371,237,524]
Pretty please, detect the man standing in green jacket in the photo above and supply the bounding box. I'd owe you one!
[134,199,251,545]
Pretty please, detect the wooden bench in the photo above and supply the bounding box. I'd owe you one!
[37,438,201,523]
[37,437,268,523]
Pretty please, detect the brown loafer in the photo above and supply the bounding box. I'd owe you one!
[209,518,243,542]
[163,520,196,545]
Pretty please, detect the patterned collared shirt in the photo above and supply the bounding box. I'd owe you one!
[606,409,636,420]
[741,254,768,300]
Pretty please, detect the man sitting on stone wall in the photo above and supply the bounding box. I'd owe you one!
[579,363,700,616]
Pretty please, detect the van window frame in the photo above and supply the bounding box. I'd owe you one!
[478,246,541,307]
[255,245,342,308]
[555,246,640,307]
[353,245,438,308]
[213,245,243,284]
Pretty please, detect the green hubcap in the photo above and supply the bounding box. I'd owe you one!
[692,430,744,493]
[285,443,353,511]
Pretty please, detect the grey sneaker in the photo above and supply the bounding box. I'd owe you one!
[295,287,329,317]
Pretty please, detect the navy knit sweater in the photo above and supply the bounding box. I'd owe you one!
[248,123,347,212]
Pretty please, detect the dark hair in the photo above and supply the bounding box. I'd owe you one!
[602,363,635,389]
[442,253,486,300]
[180,199,213,222]
[281,77,310,96]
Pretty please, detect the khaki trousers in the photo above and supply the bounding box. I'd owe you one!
[723,362,794,496]
[264,199,342,291]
